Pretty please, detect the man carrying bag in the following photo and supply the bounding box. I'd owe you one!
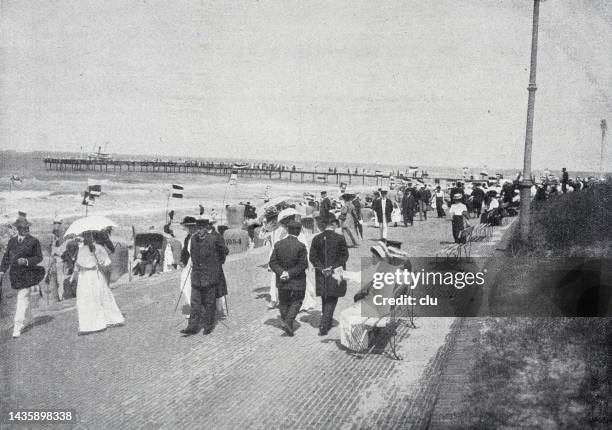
[0,213,45,338]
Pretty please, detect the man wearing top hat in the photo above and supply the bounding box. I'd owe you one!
[181,218,229,336]
[371,188,393,241]
[268,221,308,336]
[309,214,349,336]
[0,213,45,338]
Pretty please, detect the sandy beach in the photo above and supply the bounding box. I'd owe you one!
[0,168,374,246]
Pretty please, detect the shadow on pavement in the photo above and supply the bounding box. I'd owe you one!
[21,315,54,334]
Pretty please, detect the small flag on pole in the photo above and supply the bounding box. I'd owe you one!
[82,191,95,206]
[171,184,184,198]
[87,179,102,197]
[229,172,238,186]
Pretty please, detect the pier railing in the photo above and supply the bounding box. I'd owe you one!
[43,157,397,186]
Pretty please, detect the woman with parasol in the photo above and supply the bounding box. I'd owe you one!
[72,230,124,334]
[64,216,124,334]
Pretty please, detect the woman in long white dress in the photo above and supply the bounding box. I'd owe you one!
[259,216,286,309]
[74,232,124,334]
[295,220,317,312]
[163,234,175,273]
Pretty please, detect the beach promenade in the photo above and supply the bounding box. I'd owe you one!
[0,216,515,429]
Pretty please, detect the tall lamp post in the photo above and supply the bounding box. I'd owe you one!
[601,119,608,177]
[519,0,542,244]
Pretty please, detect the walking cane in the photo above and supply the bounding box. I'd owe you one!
[173,265,192,313]
[223,295,230,318]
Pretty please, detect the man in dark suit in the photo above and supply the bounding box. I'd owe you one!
[319,191,331,221]
[371,188,393,241]
[269,221,308,336]
[181,218,229,336]
[0,215,44,338]
[471,183,486,216]
[561,167,569,193]
[309,214,350,336]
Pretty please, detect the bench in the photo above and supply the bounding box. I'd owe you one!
[356,304,416,360]
[435,225,475,261]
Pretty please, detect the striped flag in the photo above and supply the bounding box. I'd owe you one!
[87,179,102,197]
[171,184,184,198]
[82,191,95,206]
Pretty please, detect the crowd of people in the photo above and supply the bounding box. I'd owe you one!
[1,166,603,344]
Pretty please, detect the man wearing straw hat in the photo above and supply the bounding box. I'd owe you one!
[0,212,45,338]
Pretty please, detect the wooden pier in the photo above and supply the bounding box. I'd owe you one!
[43,157,397,187]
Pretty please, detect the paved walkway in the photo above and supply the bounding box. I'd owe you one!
[0,216,514,429]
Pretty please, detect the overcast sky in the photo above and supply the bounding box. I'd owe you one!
[1,0,611,170]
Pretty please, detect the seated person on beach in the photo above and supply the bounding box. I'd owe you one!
[338,242,411,352]
[132,248,146,277]
[484,191,502,226]
[144,245,161,276]
[132,246,161,277]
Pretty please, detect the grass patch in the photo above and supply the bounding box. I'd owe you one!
[462,318,612,429]
[454,178,612,428]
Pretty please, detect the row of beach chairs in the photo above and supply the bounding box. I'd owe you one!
[436,221,495,260]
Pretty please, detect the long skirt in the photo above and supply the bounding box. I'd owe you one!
[163,243,174,273]
[300,268,318,311]
[452,215,465,244]
[341,219,360,247]
[436,197,446,218]
[77,268,124,333]
[339,304,369,352]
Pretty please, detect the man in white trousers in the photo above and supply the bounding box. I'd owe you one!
[0,214,44,338]
[371,188,393,242]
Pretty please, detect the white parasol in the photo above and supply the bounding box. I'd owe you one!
[64,215,118,238]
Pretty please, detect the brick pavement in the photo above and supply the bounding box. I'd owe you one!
[0,215,515,430]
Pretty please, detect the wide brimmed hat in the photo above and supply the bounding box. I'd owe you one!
[452,193,463,200]
[180,216,197,226]
[13,217,31,228]
[277,208,298,223]
[195,218,210,227]
[371,240,408,261]
[380,187,389,193]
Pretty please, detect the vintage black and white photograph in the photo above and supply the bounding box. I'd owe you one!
[1,1,611,429]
